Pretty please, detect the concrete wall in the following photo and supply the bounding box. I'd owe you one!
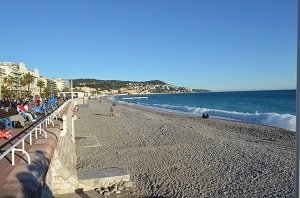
[45,100,78,194]
[46,98,130,195]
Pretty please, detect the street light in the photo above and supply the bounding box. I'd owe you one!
[71,80,73,99]
[18,77,21,98]
[51,83,54,98]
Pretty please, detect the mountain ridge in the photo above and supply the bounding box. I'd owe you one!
[72,78,210,93]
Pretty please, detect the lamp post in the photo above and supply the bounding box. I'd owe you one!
[71,80,73,99]
[18,77,21,98]
[51,83,54,98]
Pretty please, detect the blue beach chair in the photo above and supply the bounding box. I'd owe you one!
[0,117,13,129]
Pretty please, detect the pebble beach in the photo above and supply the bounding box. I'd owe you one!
[69,98,295,197]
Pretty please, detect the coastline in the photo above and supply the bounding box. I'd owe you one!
[107,95,296,132]
[70,98,295,197]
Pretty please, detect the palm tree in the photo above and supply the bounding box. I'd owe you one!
[22,73,35,94]
[37,79,45,96]
[43,86,51,98]
[19,77,27,97]
[1,85,9,97]
[62,87,70,92]
[3,75,15,95]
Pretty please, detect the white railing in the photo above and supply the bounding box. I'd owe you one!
[0,100,71,165]
[60,99,78,143]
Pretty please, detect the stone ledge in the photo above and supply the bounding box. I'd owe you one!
[78,168,129,180]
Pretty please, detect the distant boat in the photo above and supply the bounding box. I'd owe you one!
[122,97,148,100]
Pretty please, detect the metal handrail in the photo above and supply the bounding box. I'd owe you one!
[0,100,71,165]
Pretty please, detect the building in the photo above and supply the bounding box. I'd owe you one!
[110,89,118,95]
[0,61,72,98]
[46,78,58,98]
[78,86,97,93]
[118,88,138,95]
[0,62,22,91]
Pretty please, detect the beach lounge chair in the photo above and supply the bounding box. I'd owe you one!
[0,117,13,129]
[32,105,44,113]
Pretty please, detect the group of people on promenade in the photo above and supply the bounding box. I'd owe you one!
[0,95,59,129]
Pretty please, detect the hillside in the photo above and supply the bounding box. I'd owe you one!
[72,78,210,93]
[73,79,166,90]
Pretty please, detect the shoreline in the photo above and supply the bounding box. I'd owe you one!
[106,96,296,132]
[70,99,296,197]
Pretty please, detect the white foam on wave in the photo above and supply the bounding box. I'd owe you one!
[109,97,296,131]
[151,104,296,131]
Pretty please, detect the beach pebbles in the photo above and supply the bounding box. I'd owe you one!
[95,181,133,197]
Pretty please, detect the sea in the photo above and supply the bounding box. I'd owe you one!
[110,90,296,131]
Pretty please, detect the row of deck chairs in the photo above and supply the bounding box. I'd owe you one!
[0,111,33,130]
[1,98,58,129]
[32,98,58,115]
[0,98,59,139]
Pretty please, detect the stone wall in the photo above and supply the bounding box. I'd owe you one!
[45,100,78,194]
[46,98,130,195]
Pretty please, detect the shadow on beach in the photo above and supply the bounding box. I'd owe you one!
[93,113,111,117]
[75,188,91,198]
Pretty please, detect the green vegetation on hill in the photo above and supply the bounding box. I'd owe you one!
[71,78,211,93]
[72,79,166,90]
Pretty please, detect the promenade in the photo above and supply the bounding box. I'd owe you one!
[0,113,63,197]
[0,99,131,198]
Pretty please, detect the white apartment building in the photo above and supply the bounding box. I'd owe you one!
[53,78,64,91]
[79,86,97,93]
[0,62,23,94]
[0,61,69,98]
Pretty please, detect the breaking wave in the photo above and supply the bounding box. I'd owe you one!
[151,104,296,131]
[108,96,296,131]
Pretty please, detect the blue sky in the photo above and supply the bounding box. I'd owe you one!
[0,0,297,91]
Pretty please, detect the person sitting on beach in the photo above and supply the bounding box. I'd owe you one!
[202,113,209,119]
[110,105,120,117]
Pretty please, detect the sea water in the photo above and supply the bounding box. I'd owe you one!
[111,90,296,131]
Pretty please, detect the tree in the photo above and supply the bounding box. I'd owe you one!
[62,87,71,92]
[1,85,9,97]
[74,87,83,92]
[37,79,45,96]
[22,73,35,94]
[19,77,27,97]
[3,75,15,95]
[43,86,51,98]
